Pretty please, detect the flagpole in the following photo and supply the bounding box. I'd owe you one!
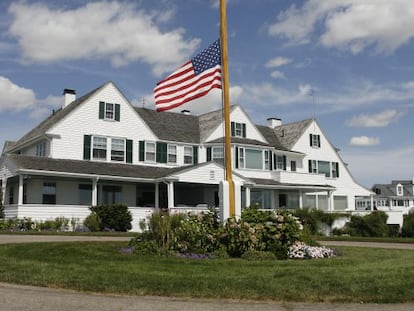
[220,0,235,217]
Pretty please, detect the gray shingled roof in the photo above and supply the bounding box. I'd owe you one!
[256,125,289,150]
[272,119,313,149]
[2,141,16,154]
[206,137,270,146]
[135,107,200,143]
[373,181,414,197]
[9,83,109,152]
[7,154,175,179]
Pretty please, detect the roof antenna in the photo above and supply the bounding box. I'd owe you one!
[142,98,145,109]
[309,88,316,120]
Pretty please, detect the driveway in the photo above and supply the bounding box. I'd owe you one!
[0,235,413,311]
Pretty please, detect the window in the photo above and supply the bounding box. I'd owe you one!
[396,184,403,196]
[145,142,156,162]
[212,146,224,161]
[275,155,286,170]
[331,162,339,178]
[318,161,330,177]
[111,138,125,162]
[231,122,246,137]
[79,184,92,205]
[92,137,107,160]
[238,148,245,168]
[43,182,56,204]
[168,145,177,163]
[36,142,46,157]
[291,161,296,172]
[245,149,263,170]
[184,146,193,164]
[99,102,120,121]
[310,134,321,148]
[105,103,114,119]
[102,185,122,204]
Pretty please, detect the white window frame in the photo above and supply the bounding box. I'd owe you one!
[145,142,156,162]
[291,160,296,172]
[396,184,403,196]
[105,103,115,120]
[111,138,125,162]
[311,134,320,148]
[36,141,46,157]
[92,136,107,161]
[264,150,270,170]
[212,146,224,161]
[235,122,243,137]
[275,155,285,171]
[168,144,177,164]
[184,146,193,164]
[238,148,245,168]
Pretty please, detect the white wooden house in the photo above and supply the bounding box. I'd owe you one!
[0,81,374,230]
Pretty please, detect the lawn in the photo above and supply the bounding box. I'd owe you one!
[0,241,413,303]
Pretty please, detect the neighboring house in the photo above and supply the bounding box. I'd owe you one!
[355,180,414,226]
[0,81,373,231]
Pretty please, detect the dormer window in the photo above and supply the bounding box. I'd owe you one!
[396,184,403,196]
[36,141,46,157]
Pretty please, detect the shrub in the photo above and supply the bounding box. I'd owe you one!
[89,204,132,232]
[402,212,414,237]
[0,192,4,218]
[83,212,101,232]
[344,211,389,237]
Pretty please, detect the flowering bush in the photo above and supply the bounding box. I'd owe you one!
[288,242,338,259]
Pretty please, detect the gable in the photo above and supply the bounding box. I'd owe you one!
[203,106,268,144]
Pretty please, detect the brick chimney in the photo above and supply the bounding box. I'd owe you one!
[63,89,76,108]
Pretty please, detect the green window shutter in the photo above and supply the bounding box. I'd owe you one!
[231,122,235,136]
[126,139,133,163]
[207,147,212,161]
[269,151,273,170]
[115,104,120,121]
[308,159,312,173]
[83,135,91,160]
[193,146,198,164]
[336,162,339,177]
[283,155,287,171]
[156,142,167,163]
[99,102,105,119]
[242,123,246,138]
[309,134,313,146]
[139,141,145,161]
[317,135,321,147]
[235,147,239,169]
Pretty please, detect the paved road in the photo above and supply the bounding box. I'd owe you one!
[318,240,414,250]
[1,282,413,311]
[1,235,413,310]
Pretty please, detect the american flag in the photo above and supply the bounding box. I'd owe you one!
[154,39,222,112]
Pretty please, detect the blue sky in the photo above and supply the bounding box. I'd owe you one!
[1,0,414,188]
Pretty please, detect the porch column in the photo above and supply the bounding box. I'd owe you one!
[18,175,24,205]
[92,178,98,206]
[245,186,251,208]
[154,182,159,208]
[167,181,175,209]
[315,194,319,209]
[327,191,333,212]
[298,191,303,209]
[370,195,374,211]
[1,175,7,206]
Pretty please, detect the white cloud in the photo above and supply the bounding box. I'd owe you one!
[346,109,403,127]
[0,76,36,112]
[8,2,200,76]
[265,57,293,68]
[270,70,286,79]
[268,0,414,54]
[349,136,379,146]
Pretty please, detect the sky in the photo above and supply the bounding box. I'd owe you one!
[1,0,414,188]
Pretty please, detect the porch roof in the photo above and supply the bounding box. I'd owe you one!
[7,154,176,180]
[248,177,335,191]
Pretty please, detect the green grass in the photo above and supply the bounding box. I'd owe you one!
[0,242,413,303]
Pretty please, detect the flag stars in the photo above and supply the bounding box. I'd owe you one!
[192,40,221,75]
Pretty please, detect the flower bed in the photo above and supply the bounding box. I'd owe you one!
[288,242,338,259]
